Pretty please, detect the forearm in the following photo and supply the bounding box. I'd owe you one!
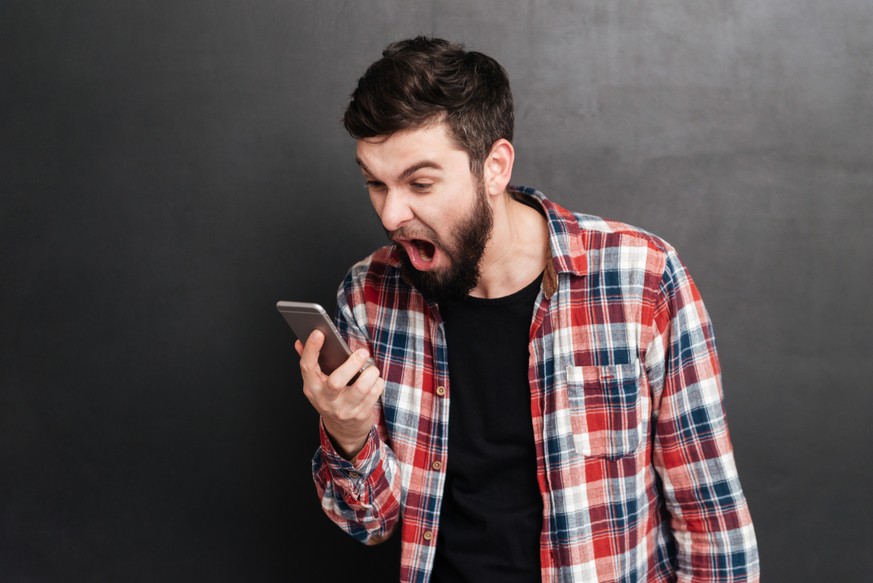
[648,251,760,580]
[660,448,760,581]
[312,424,402,544]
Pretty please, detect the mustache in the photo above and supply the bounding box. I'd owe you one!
[386,226,440,244]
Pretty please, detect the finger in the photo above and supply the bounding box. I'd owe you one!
[349,376,385,421]
[298,330,326,380]
[326,348,375,391]
[348,362,380,394]
[329,369,382,422]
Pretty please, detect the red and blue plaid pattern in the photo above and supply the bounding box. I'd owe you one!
[312,187,759,582]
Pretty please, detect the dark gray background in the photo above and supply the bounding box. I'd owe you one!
[2,1,871,581]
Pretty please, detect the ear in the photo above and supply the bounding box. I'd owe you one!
[482,139,515,197]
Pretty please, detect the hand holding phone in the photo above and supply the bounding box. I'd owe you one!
[277,300,381,458]
[276,301,374,379]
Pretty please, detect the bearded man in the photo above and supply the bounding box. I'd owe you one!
[294,36,760,583]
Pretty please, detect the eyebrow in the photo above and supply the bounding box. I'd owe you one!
[356,158,445,181]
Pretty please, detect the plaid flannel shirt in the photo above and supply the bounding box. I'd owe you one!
[312,187,759,582]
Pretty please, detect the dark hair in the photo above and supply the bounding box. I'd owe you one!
[343,36,514,175]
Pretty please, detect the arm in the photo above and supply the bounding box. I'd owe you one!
[301,276,402,545]
[645,250,760,581]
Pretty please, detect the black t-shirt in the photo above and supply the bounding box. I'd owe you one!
[431,274,544,583]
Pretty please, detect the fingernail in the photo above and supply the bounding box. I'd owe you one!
[355,349,369,359]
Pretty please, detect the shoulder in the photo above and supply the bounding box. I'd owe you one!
[344,244,398,278]
[513,185,675,258]
[567,212,700,302]
[339,244,424,312]
[341,245,401,292]
[576,213,673,254]
[514,187,677,282]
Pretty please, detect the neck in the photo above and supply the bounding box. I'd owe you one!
[470,194,549,299]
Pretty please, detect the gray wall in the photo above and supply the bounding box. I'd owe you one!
[2,1,871,581]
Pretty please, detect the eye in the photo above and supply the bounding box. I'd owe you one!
[364,180,386,192]
[410,182,432,193]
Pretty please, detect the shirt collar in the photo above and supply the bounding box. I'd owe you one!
[508,186,588,297]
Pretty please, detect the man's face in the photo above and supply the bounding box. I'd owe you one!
[356,123,493,303]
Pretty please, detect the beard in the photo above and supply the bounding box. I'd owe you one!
[393,181,493,304]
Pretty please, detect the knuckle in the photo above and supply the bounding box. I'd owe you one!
[325,378,344,392]
[358,367,378,386]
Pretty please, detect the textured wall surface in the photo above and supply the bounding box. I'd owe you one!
[2,1,871,581]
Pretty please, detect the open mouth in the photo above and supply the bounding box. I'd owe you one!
[394,236,438,270]
[413,239,435,262]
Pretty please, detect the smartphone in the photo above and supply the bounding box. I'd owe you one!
[276,300,372,378]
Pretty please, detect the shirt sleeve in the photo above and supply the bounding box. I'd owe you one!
[645,250,760,581]
[311,422,400,544]
[308,270,402,545]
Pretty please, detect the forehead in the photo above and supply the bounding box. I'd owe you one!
[355,123,469,175]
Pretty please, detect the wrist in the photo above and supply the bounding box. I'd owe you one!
[321,419,371,461]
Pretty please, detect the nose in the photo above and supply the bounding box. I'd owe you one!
[377,189,414,232]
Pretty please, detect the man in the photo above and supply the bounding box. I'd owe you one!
[295,36,759,582]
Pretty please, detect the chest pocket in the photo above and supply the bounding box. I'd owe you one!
[566,360,643,459]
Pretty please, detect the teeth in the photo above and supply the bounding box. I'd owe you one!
[414,240,434,262]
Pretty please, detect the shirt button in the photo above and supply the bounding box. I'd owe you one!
[423,531,433,541]
[431,461,442,471]
[348,471,360,479]
[435,386,446,396]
